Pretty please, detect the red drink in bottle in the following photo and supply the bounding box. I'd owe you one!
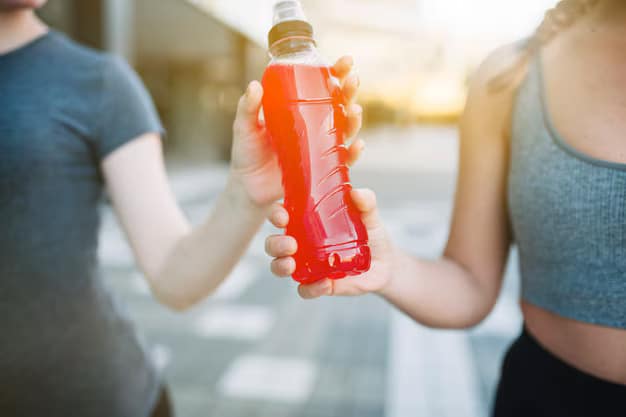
[262,1,371,284]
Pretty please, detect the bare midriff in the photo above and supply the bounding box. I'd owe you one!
[522,302,626,385]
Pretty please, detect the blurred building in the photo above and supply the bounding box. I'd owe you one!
[39,0,555,159]
[39,0,267,161]
[171,0,554,124]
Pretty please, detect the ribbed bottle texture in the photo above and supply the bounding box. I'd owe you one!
[262,64,370,283]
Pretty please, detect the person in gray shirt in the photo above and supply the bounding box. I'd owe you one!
[0,1,365,416]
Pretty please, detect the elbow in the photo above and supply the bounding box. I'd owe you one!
[147,269,224,312]
[427,314,489,331]
[152,286,195,312]
[450,299,497,330]
[161,295,195,313]
[148,274,207,313]
[423,298,497,330]
[454,312,490,330]
[423,316,486,331]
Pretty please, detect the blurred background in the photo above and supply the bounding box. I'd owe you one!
[38,1,554,416]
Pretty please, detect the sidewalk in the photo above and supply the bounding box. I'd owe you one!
[99,125,522,417]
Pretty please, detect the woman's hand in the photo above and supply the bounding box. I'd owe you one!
[229,56,365,208]
[264,188,396,299]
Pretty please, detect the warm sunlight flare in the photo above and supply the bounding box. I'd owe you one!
[187,0,556,119]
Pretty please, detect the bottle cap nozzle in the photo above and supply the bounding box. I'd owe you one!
[272,0,308,25]
[268,0,314,48]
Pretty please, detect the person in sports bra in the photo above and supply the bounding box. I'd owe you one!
[266,1,626,415]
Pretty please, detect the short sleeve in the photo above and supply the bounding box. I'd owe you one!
[94,55,164,160]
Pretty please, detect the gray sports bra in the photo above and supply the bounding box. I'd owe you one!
[508,55,626,329]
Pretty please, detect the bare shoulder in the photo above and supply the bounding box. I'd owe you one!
[462,40,530,141]
[472,41,529,89]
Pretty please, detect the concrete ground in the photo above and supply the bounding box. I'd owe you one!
[99,125,522,417]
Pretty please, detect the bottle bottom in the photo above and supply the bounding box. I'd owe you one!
[292,241,371,285]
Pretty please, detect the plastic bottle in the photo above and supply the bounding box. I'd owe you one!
[262,0,371,284]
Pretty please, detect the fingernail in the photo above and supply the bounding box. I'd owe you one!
[245,81,254,97]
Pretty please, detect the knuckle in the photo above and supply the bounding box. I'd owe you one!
[265,236,279,255]
[271,258,284,275]
[280,240,290,254]
[298,286,310,299]
[270,212,283,226]
[361,188,376,201]
[270,258,278,270]
[273,239,285,255]
[272,257,294,277]
[370,190,378,205]
[349,103,363,114]
[264,238,272,255]
[271,260,280,276]
[232,120,243,137]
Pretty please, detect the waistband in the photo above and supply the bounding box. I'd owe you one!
[517,326,626,390]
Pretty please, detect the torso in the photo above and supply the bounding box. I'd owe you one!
[519,21,626,385]
[0,31,158,414]
[544,24,626,165]
[523,302,626,384]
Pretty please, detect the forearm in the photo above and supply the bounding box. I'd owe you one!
[379,247,497,329]
[152,173,266,310]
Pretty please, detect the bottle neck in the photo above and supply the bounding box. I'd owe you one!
[269,37,316,58]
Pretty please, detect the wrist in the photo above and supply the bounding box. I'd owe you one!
[225,172,269,216]
[375,244,404,298]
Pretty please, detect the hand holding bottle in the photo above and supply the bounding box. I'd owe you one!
[260,0,371,283]
[265,189,395,298]
[229,57,363,209]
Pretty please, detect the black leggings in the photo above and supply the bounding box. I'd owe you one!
[493,327,626,417]
[150,387,173,417]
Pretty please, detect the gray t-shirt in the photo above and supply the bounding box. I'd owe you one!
[0,31,163,416]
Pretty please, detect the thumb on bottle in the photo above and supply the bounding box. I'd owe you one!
[234,81,264,133]
[351,188,381,231]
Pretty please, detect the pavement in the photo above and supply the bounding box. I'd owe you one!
[98,125,523,417]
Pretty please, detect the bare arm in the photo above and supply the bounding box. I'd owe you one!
[266,45,522,328]
[102,133,265,311]
[102,57,363,311]
[377,47,517,327]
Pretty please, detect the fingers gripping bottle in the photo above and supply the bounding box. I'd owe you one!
[262,0,371,284]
